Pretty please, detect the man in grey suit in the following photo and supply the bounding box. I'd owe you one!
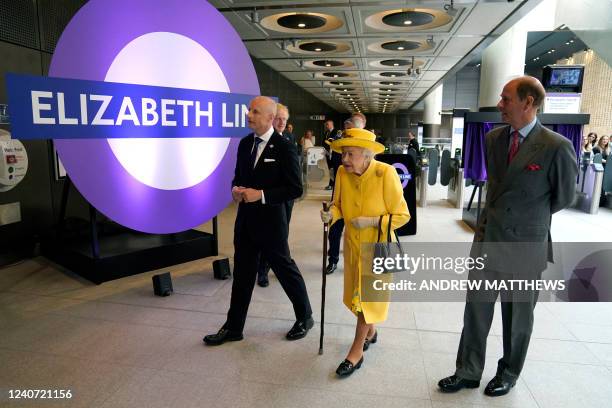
[438,76,578,397]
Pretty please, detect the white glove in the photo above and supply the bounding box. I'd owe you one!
[351,216,379,229]
[320,209,332,223]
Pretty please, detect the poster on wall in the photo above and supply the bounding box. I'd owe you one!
[451,116,464,153]
[543,93,582,114]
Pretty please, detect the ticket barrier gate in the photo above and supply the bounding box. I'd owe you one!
[446,158,465,209]
[576,162,604,214]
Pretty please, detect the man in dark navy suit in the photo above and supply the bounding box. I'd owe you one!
[204,96,313,346]
[257,103,295,287]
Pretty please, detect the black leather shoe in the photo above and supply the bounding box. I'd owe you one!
[203,328,243,346]
[363,331,378,351]
[324,185,333,190]
[336,356,363,377]
[484,375,514,397]
[438,375,480,393]
[325,263,337,275]
[257,274,269,287]
[286,317,314,340]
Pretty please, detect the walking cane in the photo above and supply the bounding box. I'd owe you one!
[319,201,330,355]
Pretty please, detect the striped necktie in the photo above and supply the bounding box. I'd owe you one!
[508,130,520,164]
[250,136,263,168]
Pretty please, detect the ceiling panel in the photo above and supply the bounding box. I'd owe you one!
[215,0,526,113]
[437,36,483,57]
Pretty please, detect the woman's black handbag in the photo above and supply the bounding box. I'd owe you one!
[373,214,406,274]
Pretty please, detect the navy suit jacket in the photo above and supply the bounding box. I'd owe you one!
[232,131,302,242]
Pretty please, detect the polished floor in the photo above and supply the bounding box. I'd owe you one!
[1,184,612,408]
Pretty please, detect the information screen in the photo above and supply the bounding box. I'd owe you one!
[549,68,582,86]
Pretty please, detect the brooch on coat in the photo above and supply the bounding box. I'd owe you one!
[525,163,541,171]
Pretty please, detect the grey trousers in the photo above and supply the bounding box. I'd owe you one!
[455,268,540,383]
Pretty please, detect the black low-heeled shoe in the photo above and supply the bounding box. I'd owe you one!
[336,356,364,377]
[363,331,378,351]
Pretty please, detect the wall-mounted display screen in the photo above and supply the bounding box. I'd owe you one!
[543,65,584,92]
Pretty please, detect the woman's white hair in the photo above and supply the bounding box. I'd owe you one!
[341,146,374,160]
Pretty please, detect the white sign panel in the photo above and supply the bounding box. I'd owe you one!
[544,93,582,114]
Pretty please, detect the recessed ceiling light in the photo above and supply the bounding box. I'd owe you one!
[403,20,412,25]
[393,63,399,66]
[325,63,331,67]
[298,23,306,28]
[333,74,338,77]
[390,74,396,77]
[398,46,405,50]
[315,48,322,51]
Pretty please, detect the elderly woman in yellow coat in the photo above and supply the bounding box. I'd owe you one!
[320,128,410,377]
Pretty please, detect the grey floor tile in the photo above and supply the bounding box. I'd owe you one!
[522,360,612,408]
[565,322,612,343]
[584,342,612,366]
[525,338,601,365]
[418,331,503,358]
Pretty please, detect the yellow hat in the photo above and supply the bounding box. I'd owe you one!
[330,128,385,154]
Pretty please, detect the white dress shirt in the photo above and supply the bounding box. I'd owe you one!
[252,126,275,203]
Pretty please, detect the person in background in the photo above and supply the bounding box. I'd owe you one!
[587,132,598,148]
[320,128,410,377]
[257,104,294,287]
[301,130,315,150]
[322,119,339,190]
[284,122,297,148]
[407,131,420,153]
[593,134,610,165]
[582,134,594,156]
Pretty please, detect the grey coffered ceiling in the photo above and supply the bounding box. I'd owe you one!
[211,0,535,113]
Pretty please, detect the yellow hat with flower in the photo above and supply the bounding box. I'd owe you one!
[330,128,385,154]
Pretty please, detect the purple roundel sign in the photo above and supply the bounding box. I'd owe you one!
[392,163,412,189]
[48,0,259,233]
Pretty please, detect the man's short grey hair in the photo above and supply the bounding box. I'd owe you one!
[351,115,365,129]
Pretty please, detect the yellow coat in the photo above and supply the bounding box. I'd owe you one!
[330,159,410,324]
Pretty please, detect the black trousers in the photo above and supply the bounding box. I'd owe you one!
[227,225,312,333]
[328,166,336,187]
[455,268,540,383]
[327,219,344,265]
[257,200,294,278]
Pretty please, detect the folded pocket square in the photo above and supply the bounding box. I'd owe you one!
[264,158,276,162]
[525,164,541,171]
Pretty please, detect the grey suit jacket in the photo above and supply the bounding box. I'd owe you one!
[471,121,578,276]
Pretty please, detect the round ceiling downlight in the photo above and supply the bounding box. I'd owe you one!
[278,14,326,29]
[382,11,435,27]
[381,59,410,67]
[380,72,406,77]
[381,40,421,51]
[299,41,337,52]
[323,72,349,78]
[313,60,343,67]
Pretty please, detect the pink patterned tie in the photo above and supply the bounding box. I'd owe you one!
[508,130,520,164]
